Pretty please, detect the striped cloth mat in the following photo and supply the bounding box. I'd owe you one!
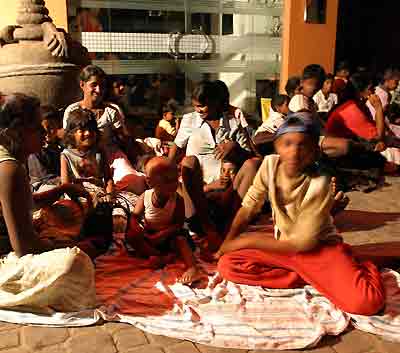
[94,239,400,350]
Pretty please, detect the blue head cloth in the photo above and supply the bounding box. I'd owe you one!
[273,111,320,141]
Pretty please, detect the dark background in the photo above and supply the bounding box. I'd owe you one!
[336,0,400,74]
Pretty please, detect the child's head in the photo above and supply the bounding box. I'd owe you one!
[111,78,125,98]
[0,93,43,159]
[191,81,223,120]
[40,105,62,145]
[79,65,107,105]
[161,102,177,122]
[336,61,351,79]
[63,108,99,150]
[382,68,400,91]
[348,72,374,101]
[271,94,290,115]
[145,156,179,198]
[285,76,301,98]
[301,64,326,98]
[321,74,334,94]
[220,159,238,184]
[273,112,320,177]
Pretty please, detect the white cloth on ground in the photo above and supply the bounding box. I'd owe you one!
[0,247,96,312]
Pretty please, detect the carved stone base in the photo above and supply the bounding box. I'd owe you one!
[0,41,89,108]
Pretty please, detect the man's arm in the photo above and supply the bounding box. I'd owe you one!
[253,131,275,146]
[168,143,182,162]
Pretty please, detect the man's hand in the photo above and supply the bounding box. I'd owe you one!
[214,140,237,160]
[374,141,386,152]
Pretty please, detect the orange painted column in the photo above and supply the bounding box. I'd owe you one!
[0,0,68,31]
[280,0,339,92]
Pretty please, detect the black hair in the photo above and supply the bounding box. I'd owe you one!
[191,80,220,107]
[160,101,178,116]
[79,65,106,82]
[336,60,350,73]
[302,64,326,89]
[349,72,374,93]
[325,73,335,81]
[339,72,374,103]
[63,108,99,148]
[382,67,400,82]
[285,76,301,97]
[0,93,41,158]
[213,80,230,109]
[271,94,290,111]
[40,105,62,126]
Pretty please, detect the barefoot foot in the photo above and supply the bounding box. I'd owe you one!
[178,266,204,284]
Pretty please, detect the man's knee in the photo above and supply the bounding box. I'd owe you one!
[342,290,384,315]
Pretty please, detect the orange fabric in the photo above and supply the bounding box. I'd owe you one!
[325,100,378,140]
[218,243,384,315]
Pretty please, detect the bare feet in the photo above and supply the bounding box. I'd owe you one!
[178,266,204,284]
[331,177,350,216]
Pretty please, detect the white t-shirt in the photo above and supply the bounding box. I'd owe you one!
[313,90,338,112]
[289,94,318,113]
[255,110,286,135]
[174,111,249,183]
[63,102,123,131]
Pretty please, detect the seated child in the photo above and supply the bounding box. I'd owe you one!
[106,146,147,195]
[288,67,321,114]
[313,73,338,115]
[60,108,114,199]
[253,95,290,154]
[256,95,290,135]
[215,114,384,316]
[155,102,179,143]
[204,159,241,234]
[126,156,201,284]
[285,76,302,98]
[123,116,157,173]
[28,105,63,191]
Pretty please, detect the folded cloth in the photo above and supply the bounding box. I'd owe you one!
[0,247,96,312]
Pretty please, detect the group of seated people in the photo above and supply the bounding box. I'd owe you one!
[0,61,399,315]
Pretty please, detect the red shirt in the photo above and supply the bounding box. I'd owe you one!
[325,100,378,140]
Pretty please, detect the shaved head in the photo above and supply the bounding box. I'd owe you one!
[145,156,178,185]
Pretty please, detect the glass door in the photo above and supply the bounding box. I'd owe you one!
[67,0,283,130]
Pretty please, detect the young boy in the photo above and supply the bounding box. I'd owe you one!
[288,65,324,113]
[155,103,179,142]
[215,114,384,316]
[28,105,63,192]
[125,156,201,284]
[254,94,290,155]
[255,94,290,135]
[313,73,338,114]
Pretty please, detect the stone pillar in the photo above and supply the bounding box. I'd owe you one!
[0,0,68,31]
[0,0,89,108]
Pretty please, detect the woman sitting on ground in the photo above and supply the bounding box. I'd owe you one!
[63,65,126,146]
[0,93,95,312]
